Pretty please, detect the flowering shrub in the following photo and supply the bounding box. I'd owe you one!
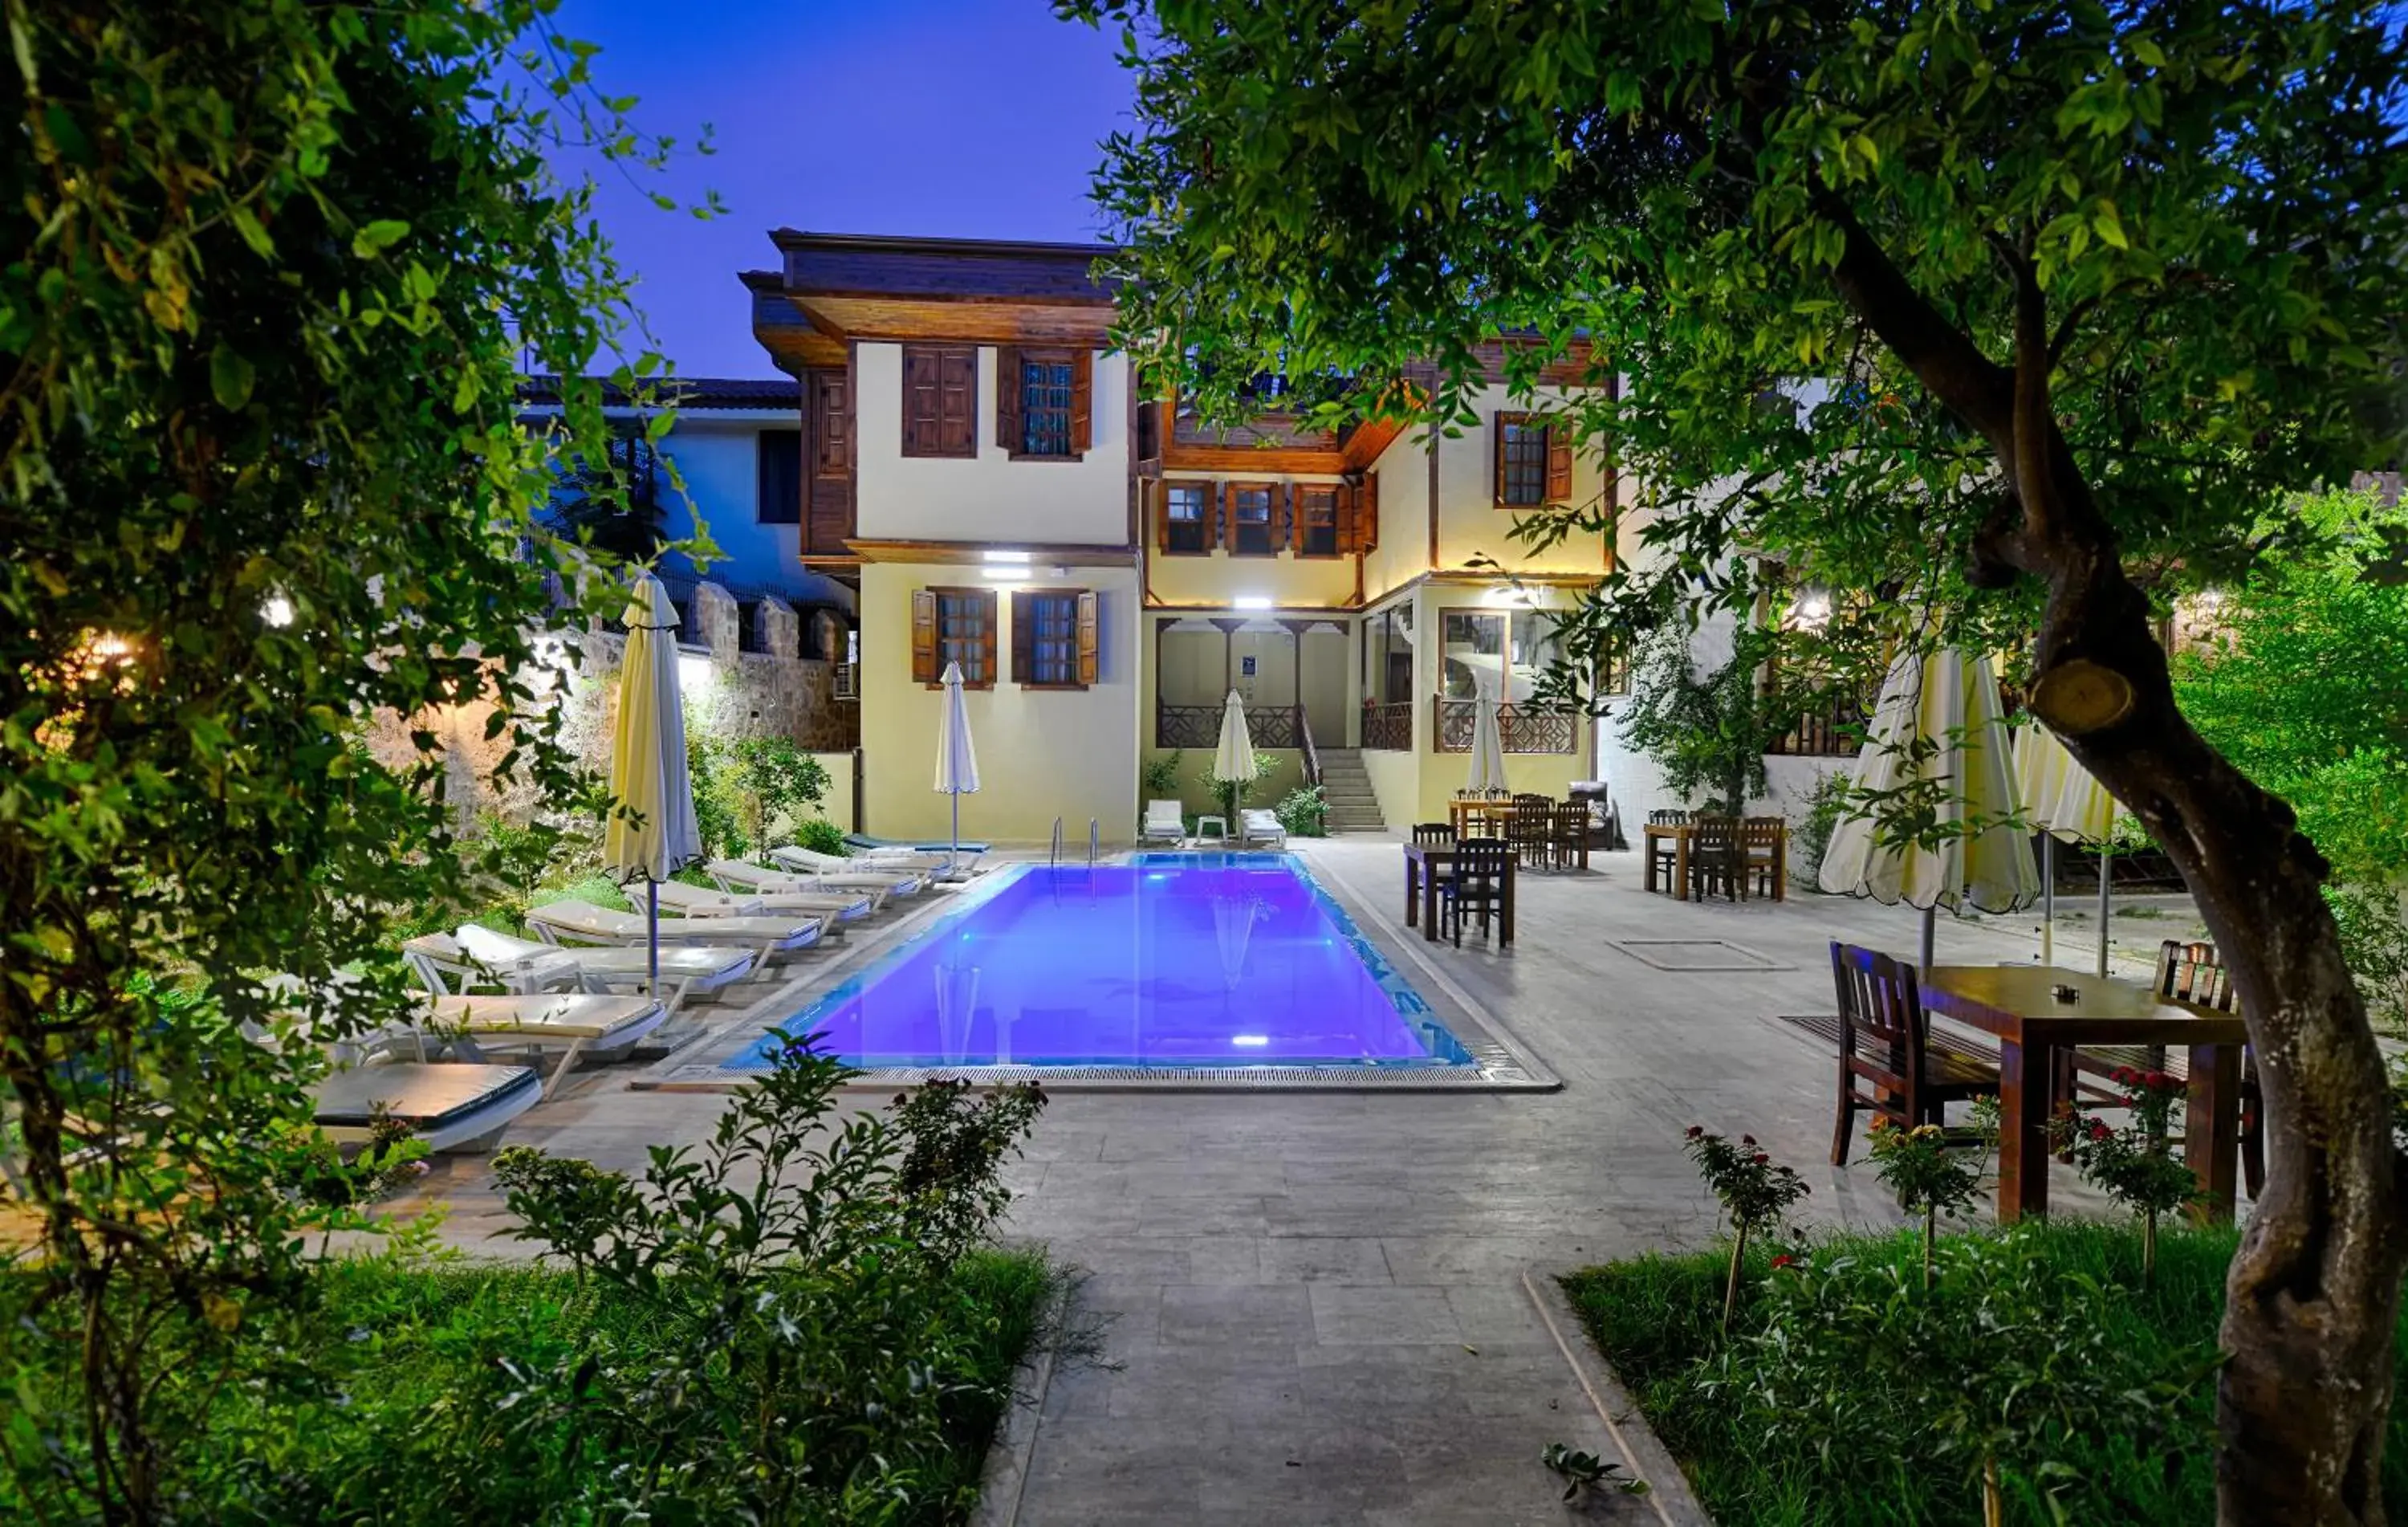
[2052,1068,2199,1281]
[1683,1126,1812,1332]
[1867,1099,1994,1289]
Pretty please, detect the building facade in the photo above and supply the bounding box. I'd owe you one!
[745,232,1622,843]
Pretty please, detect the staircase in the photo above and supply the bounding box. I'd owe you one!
[1315,748,1388,834]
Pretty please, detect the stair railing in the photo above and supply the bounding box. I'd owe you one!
[1299,705,1322,788]
[1088,818,1100,866]
[1049,816,1064,867]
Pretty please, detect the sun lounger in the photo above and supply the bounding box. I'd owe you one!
[1142,800,1186,845]
[524,897,823,967]
[765,845,935,892]
[311,1058,541,1153]
[654,873,877,925]
[419,992,666,1099]
[1240,808,1289,849]
[706,857,892,915]
[416,926,758,1015]
[840,833,989,875]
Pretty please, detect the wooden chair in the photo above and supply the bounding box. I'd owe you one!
[1830,942,2000,1164]
[1439,837,1512,946]
[1741,816,1784,898]
[1686,816,1741,902]
[2154,940,2260,1197]
[1507,799,1553,872]
[1646,808,1688,886]
[1550,801,1589,871]
[1409,822,1455,847]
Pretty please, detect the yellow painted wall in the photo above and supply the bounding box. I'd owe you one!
[852,344,1132,547]
[1434,382,1615,577]
[1361,426,1434,605]
[1145,470,1359,610]
[807,750,857,833]
[858,561,1140,844]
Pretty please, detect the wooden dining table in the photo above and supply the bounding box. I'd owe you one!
[1919,965,2251,1224]
[1641,821,1788,902]
[1446,797,1517,838]
[1402,840,1516,947]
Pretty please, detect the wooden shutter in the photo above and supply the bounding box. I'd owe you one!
[1152,482,1171,555]
[806,369,852,551]
[1545,425,1573,503]
[977,593,997,685]
[1070,350,1093,454]
[910,588,938,684]
[1335,481,1357,556]
[939,347,976,456]
[996,346,1023,457]
[1076,591,1099,687]
[902,347,939,456]
[1272,484,1294,552]
[1491,414,1511,506]
[1010,590,1035,685]
[1358,472,1380,553]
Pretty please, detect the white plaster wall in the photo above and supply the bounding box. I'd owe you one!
[1434,382,1615,576]
[853,344,1131,546]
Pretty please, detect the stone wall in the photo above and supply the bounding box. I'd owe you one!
[364,579,859,831]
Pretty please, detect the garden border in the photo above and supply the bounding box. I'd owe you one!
[966,1276,1072,1527]
[1523,1266,1715,1527]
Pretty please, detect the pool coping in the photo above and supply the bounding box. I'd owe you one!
[636,845,1560,1093]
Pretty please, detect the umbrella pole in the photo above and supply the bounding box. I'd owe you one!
[1920,905,1936,980]
[647,877,661,999]
[2096,845,2113,978]
[2040,835,2056,967]
[951,792,961,873]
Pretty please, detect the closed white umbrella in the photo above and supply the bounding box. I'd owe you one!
[1462,674,1509,796]
[933,660,981,869]
[2014,720,2120,974]
[601,572,702,997]
[1820,647,2040,974]
[1210,688,1255,822]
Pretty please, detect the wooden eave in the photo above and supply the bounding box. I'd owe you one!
[796,296,1112,346]
[744,269,845,370]
[845,537,1138,568]
[771,231,1116,346]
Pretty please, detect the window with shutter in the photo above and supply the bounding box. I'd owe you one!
[1355,473,1379,553]
[1494,413,1549,507]
[1227,483,1278,556]
[923,586,995,687]
[902,344,977,458]
[1012,588,1089,687]
[1294,485,1340,557]
[1162,481,1212,555]
[1545,428,1574,504]
[1076,590,1099,687]
[1005,348,1085,458]
[755,429,802,525]
[909,588,938,684]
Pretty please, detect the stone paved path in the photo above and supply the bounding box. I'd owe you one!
[401,835,2124,1525]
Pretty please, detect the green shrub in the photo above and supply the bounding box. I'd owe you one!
[1563,1220,2408,1525]
[1273,784,1328,837]
[790,814,850,857]
[1792,771,1852,887]
[1141,749,1184,800]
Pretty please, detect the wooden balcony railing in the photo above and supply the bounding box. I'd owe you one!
[1361,700,1413,751]
[1157,702,1300,750]
[1434,698,1580,754]
[1767,698,1863,758]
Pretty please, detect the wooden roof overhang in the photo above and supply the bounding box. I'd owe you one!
[744,269,845,372]
[769,231,1117,346]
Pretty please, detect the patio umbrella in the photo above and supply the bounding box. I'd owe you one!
[601,572,702,998]
[1818,647,2040,974]
[2013,720,2120,975]
[933,659,981,869]
[1462,674,1509,797]
[1210,688,1255,823]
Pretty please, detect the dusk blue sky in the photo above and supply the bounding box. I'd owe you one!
[557,1,1134,379]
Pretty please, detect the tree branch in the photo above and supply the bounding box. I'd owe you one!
[1812,190,2016,447]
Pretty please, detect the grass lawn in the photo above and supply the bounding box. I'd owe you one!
[1564,1220,2408,1525]
[4,1248,1053,1525]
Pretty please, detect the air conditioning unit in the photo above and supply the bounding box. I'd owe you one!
[832,662,858,702]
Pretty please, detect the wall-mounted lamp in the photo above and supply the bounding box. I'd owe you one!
[983,550,1033,564]
[1232,596,1273,611]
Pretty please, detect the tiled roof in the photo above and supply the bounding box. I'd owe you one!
[517,375,799,411]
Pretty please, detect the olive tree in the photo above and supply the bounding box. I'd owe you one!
[0,2,698,1517]
[1064,1,2408,1519]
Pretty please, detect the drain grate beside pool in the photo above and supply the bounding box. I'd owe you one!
[1609,939,1790,972]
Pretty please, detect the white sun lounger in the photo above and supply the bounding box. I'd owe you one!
[419,993,666,1100]
[653,874,877,926]
[1240,808,1289,849]
[254,975,543,1154]
[416,926,759,1015]
[1142,800,1186,845]
[767,844,938,890]
[706,857,899,914]
[524,897,823,967]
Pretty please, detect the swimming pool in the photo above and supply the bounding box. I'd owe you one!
[722,856,1475,1072]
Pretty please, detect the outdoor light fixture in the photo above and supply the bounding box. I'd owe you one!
[1233,596,1273,611]
[677,652,713,694]
[1790,588,1835,632]
[983,550,1032,564]
[1230,1034,1270,1047]
[262,595,295,628]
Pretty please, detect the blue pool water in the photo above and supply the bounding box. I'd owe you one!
[727,857,1474,1070]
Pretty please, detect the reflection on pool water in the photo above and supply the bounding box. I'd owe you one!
[726,857,1474,1071]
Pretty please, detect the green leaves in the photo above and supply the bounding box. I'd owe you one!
[209,341,255,410]
[350,218,411,257]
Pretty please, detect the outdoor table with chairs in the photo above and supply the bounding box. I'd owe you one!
[1642,810,1788,902]
[1827,939,2253,1226]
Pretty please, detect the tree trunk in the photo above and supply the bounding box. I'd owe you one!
[1813,206,2408,1524]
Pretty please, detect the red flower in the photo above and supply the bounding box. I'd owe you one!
[2089,1121,2111,1142]
[1686,1125,1705,1139]
[1751,1152,1770,1165]
[1771,1254,1796,1270]
[2113,1066,2136,1085]
[1741,1134,1758,1146]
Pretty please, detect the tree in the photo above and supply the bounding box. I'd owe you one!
[1617,622,1799,816]
[0,2,700,1517]
[1066,2,2408,1517]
